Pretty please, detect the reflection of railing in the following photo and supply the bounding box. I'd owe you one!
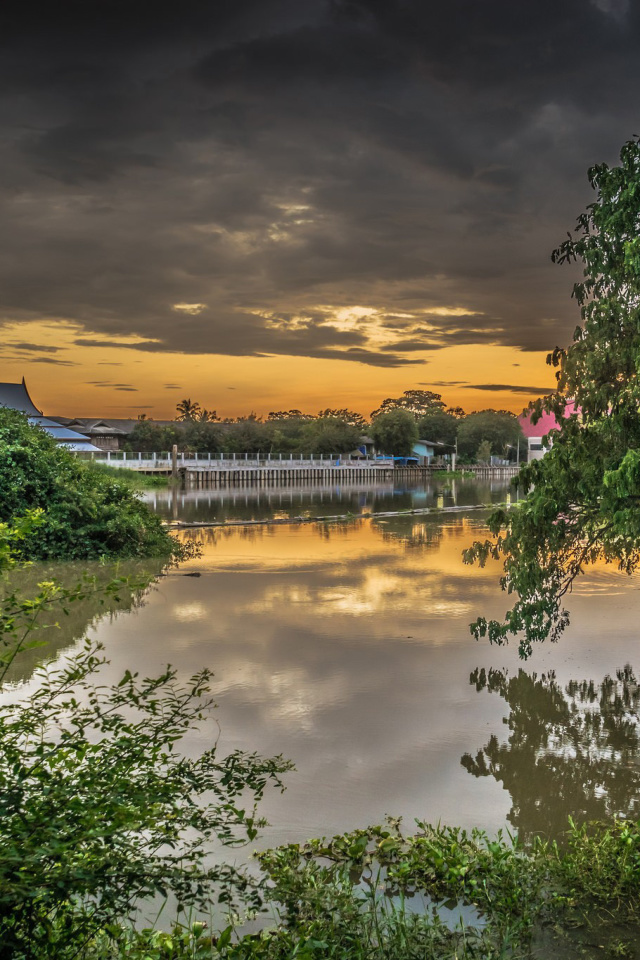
[79,451,394,470]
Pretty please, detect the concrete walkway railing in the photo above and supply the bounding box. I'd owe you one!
[85,451,394,469]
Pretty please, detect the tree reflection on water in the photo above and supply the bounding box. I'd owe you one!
[462,666,640,841]
[0,558,165,685]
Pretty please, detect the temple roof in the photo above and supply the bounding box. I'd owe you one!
[0,379,100,451]
[0,378,42,416]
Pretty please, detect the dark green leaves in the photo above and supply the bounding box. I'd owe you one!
[466,137,640,657]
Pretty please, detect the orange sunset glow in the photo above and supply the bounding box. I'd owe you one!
[0,1,630,422]
[3,319,556,420]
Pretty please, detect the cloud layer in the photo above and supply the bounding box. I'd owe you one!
[1,1,638,366]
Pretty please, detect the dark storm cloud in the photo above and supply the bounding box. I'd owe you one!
[87,381,136,389]
[74,339,159,349]
[0,1,639,362]
[22,357,77,366]
[6,342,61,353]
[425,381,469,387]
[469,383,555,394]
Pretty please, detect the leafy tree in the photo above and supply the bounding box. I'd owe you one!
[222,420,267,454]
[0,410,181,561]
[476,439,492,464]
[417,408,459,446]
[465,137,640,656]
[127,419,179,453]
[456,410,523,460]
[300,417,362,455]
[316,408,367,428]
[370,389,445,420]
[183,419,222,453]
[370,409,418,456]
[234,411,262,422]
[175,398,202,421]
[266,409,314,421]
[196,408,220,422]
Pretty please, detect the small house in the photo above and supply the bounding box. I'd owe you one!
[517,400,577,460]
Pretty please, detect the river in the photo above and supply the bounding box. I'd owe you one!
[7,476,640,851]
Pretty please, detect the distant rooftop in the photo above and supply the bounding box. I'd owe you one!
[518,400,577,438]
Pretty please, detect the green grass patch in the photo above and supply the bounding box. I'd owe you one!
[432,469,475,478]
[86,461,169,489]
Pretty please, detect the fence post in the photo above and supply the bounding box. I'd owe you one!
[172,444,178,480]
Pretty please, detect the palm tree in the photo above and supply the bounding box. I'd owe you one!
[175,398,202,421]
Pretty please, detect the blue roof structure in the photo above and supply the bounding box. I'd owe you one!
[0,378,42,416]
[0,379,100,452]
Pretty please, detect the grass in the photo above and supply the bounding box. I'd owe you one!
[85,461,170,489]
[432,469,476,478]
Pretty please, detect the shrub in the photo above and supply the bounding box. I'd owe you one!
[0,523,292,959]
[0,409,181,560]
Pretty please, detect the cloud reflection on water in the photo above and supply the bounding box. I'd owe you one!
[5,513,640,848]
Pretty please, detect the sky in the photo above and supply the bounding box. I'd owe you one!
[0,0,638,419]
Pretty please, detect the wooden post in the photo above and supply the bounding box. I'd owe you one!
[172,444,178,481]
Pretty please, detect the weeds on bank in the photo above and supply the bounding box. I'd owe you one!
[80,818,640,959]
[87,461,170,489]
[432,470,476,479]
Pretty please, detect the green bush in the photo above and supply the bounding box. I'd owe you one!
[0,409,180,560]
[370,410,418,457]
[0,524,291,959]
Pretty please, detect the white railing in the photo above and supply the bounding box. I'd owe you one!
[83,451,394,469]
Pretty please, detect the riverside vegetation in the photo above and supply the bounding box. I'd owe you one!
[0,409,178,560]
[87,461,170,490]
[7,133,640,953]
[2,428,640,957]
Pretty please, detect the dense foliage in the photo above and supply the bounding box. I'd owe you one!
[370,409,418,456]
[370,389,445,420]
[0,642,290,959]
[0,409,180,560]
[416,408,459,446]
[128,413,363,456]
[0,519,291,959]
[456,409,523,460]
[126,419,182,452]
[126,390,531,463]
[466,137,640,655]
[100,818,640,959]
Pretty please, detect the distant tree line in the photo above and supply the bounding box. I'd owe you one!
[126,390,527,461]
